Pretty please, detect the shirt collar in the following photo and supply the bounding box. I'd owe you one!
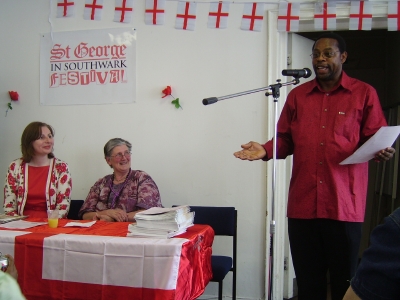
[306,71,351,94]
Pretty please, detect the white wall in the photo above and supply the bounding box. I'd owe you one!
[0,1,272,299]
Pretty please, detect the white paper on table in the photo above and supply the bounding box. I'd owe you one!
[0,220,47,229]
[0,214,28,224]
[64,221,96,227]
[340,126,400,165]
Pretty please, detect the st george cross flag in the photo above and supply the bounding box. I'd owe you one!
[208,2,230,29]
[175,2,197,31]
[145,0,166,25]
[83,0,104,21]
[41,235,186,289]
[240,2,264,32]
[349,1,372,30]
[388,1,400,31]
[114,0,134,23]
[8,231,192,299]
[57,0,75,18]
[314,2,336,31]
[278,2,300,32]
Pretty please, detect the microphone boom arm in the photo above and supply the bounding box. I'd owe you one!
[202,78,299,105]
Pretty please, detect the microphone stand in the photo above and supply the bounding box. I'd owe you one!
[203,76,301,300]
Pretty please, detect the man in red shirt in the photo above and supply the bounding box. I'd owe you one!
[234,32,395,300]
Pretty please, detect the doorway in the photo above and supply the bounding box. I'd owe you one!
[265,17,400,298]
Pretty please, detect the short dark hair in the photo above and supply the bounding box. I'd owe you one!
[312,32,347,53]
[21,122,55,162]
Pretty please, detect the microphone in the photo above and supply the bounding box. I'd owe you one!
[282,68,312,78]
[202,97,218,105]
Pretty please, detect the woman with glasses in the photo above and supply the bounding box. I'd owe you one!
[3,121,72,219]
[79,138,162,222]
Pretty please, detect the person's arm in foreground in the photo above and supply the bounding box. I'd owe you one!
[343,207,400,300]
[0,254,26,300]
[343,287,361,300]
[5,254,18,280]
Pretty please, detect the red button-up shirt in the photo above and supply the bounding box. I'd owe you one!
[263,72,387,222]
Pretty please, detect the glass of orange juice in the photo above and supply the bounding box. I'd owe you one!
[47,209,59,228]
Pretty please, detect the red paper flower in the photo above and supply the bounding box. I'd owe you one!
[162,86,172,98]
[9,91,19,101]
[6,91,19,116]
[161,86,182,109]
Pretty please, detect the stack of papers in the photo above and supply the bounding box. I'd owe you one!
[0,214,27,224]
[0,220,46,229]
[128,205,194,238]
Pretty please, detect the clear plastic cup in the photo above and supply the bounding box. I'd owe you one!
[47,209,59,228]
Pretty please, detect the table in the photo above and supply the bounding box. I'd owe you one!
[0,218,214,300]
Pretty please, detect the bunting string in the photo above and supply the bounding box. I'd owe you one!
[55,0,400,32]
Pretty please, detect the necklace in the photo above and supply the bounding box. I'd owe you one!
[114,172,129,183]
[109,169,131,209]
[114,177,126,183]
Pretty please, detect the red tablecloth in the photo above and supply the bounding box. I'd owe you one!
[0,219,214,300]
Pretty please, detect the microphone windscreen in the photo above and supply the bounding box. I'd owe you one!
[304,68,312,78]
[203,97,218,105]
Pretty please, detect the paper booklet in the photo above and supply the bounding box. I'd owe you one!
[0,214,28,224]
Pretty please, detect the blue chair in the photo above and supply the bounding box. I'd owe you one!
[175,205,237,300]
[67,200,84,220]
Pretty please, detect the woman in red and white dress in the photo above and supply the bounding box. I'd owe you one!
[3,122,72,218]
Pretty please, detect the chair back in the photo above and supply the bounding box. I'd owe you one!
[67,200,84,220]
[183,205,237,300]
[189,206,236,237]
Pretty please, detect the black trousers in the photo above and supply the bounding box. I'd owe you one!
[288,218,362,300]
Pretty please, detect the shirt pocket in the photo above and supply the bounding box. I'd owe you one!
[333,108,362,141]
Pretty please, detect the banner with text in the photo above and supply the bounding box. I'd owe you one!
[40,28,136,105]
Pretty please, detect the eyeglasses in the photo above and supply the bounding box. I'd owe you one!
[110,151,132,160]
[310,51,340,59]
